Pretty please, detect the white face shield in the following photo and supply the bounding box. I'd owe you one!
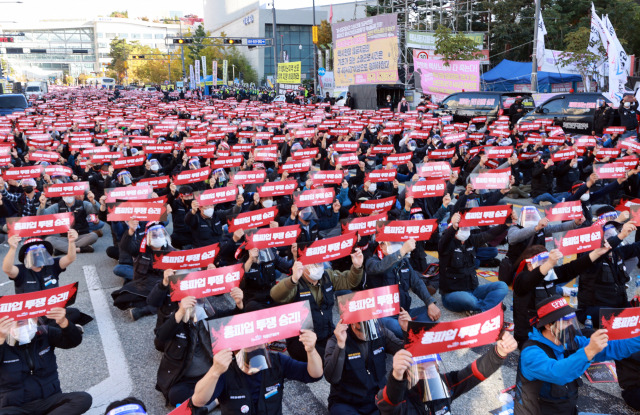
[24,245,54,269]
[518,206,541,228]
[550,313,583,352]
[407,354,451,411]
[7,318,38,346]
[146,225,171,249]
[350,319,382,341]
[236,345,272,375]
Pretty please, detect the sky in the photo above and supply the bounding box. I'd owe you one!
[0,0,357,25]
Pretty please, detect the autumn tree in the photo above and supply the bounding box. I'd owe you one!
[434,26,483,65]
[109,10,128,18]
[109,38,131,83]
[187,24,208,62]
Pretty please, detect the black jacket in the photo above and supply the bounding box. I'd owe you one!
[0,324,83,408]
[530,162,554,198]
[593,105,614,135]
[618,101,639,131]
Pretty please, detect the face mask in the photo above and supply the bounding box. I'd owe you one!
[9,320,37,346]
[262,199,274,208]
[238,186,244,195]
[24,186,34,194]
[625,102,631,108]
[151,165,159,172]
[203,207,214,218]
[150,237,166,249]
[543,269,558,281]
[368,183,377,193]
[385,242,403,255]
[63,196,75,205]
[456,229,471,242]
[307,265,324,281]
[580,193,590,202]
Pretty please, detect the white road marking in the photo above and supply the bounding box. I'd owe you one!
[83,265,132,414]
[0,280,11,286]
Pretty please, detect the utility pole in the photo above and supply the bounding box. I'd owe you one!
[531,0,540,93]
[272,1,278,92]
[179,19,186,81]
[312,0,317,96]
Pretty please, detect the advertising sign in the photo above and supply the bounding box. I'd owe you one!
[413,53,480,101]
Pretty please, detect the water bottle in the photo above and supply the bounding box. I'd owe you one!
[584,315,593,330]
[569,284,578,308]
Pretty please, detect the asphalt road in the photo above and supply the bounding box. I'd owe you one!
[1,198,637,415]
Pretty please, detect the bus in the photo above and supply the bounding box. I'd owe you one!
[86,77,116,90]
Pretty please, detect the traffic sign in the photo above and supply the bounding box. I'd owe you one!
[247,39,266,46]
[318,67,326,76]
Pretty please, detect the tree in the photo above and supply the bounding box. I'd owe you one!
[109,10,128,18]
[434,26,484,65]
[77,73,88,85]
[109,38,131,83]
[556,27,605,91]
[187,24,207,62]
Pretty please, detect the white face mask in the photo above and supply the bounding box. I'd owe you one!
[238,186,244,195]
[262,199,274,208]
[368,183,377,193]
[580,193,590,202]
[63,196,75,205]
[625,102,631,108]
[385,242,402,255]
[456,229,471,242]
[307,265,324,281]
[203,207,214,218]
[150,237,166,249]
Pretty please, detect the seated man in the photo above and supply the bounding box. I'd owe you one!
[0,308,92,414]
[438,212,509,315]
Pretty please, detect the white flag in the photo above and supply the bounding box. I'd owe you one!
[602,15,629,103]
[536,14,547,71]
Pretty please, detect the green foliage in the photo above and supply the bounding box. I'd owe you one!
[317,20,332,46]
[109,10,128,18]
[557,27,605,88]
[434,26,483,65]
[187,24,208,62]
[109,38,131,83]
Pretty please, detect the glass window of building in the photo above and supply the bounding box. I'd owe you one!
[97,33,103,38]
[154,34,164,39]
[131,33,142,39]
[118,33,128,39]
[143,33,153,39]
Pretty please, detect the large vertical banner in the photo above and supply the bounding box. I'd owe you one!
[223,60,228,85]
[200,56,207,84]
[332,14,399,88]
[212,61,218,85]
[276,62,302,84]
[195,59,201,87]
[412,52,480,101]
[189,65,195,89]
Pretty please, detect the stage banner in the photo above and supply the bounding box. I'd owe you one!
[413,52,480,101]
[332,14,400,88]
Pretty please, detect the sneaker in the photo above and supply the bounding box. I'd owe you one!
[130,307,146,321]
[80,246,94,253]
[75,324,84,335]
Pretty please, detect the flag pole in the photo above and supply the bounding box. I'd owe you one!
[531,0,541,93]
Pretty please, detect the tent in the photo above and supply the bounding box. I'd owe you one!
[481,59,582,92]
[200,75,223,95]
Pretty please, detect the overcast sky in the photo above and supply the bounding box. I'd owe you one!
[0,0,355,24]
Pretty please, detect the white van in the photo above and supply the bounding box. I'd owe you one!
[24,81,48,99]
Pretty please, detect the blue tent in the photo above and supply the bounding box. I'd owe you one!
[200,75,223,95]
[482,59,582,92]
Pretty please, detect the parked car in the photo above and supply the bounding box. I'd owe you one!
[433,91,535,124]
[0,94,29,115]
[518,92,614,134]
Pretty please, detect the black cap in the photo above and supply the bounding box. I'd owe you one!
[535,295,574,328]
[18,238,54,263]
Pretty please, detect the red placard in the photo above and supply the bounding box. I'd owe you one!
[144,144,174,154]
[137,175,170,189]
[629,205,640,225]
[7,213,74,237]
[279,159,312,173]
[231,143,254,153]
[552,225,603,255]
[3,166,44,180]
[294,188,335,207]
[254,150,278,162]
[544,201,583,222]
[551,149,577,162]
[355,196,397,215]
[376,219,437,242]
[616,197,640,213]
[44,165,73,177]
[595,148,621,159]
[112,155,145,169]
[337,285,400,324]
[91,152,121,163]
[44,182,89,197]
[105,185,153,203]
[169,264,244,302]
[154,244,220,270]
[187,146,217,158]
[459,205,511,227]
[407,180,446,198]
[604,126,626,135]
[405,303,503,355]
[173,167,212,185]
[195,186,238,206]
[334,142,359,152]
[211,156,244,169]
[0,283,78,321]
[257,180,297,197]
[246,225,301,250]
[595,162,627,179]
[618,156,639,169]
[428,148,455,160]
[232,170,266,185]
[210,301,312,353]
[294,128,316,138]
[385,152,412,165]
[442,133,466,144]
[418,162,451,179]
[299,231,357,265]
[107,201,167,222]
[600,307,640,340]
[337,153,359,166]
[470,171,511,190]
[485,146,513,159]
[228,207,278,232]
[342,213,387,237]
[30,151,60,163]
[312,171,344,186]
[292,148,319,159]
[366,169,397,183]
[370,144,394,155]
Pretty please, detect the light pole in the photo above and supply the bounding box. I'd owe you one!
[312,0,317,96]
[179,19,186,81]
[271,0,278,91]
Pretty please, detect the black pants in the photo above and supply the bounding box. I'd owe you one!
[168,377,216,408]
[0,392,92,415]
[286,336,328,362]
